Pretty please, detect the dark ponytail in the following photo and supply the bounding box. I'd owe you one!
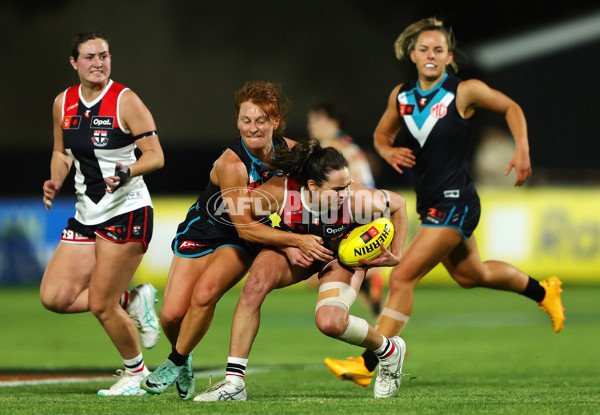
[268,138,348,187]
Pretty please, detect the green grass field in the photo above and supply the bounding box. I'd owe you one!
[0,282,599,414]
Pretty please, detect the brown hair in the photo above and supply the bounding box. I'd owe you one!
[268,138,348,187]
[394,17,458,73]
[234,81,291,134]
[71,31,109,60]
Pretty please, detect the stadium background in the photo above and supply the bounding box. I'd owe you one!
[1,0,599,286]
[1,3,599,413]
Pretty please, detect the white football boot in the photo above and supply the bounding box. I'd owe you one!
[98,369,149,396]
[194,377,247,402]
[127,283,160,349]
[373,336,407,399]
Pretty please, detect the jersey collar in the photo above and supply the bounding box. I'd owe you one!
[416,72,448,95]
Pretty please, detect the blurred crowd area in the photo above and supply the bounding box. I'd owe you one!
[2,1,600,196]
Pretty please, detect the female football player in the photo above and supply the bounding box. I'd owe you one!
[193,138,410,401]
[40,31,164,396]
[141,82,333,399]
[324,17,565,388]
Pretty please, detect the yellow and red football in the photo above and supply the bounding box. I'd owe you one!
[338,217,394,267]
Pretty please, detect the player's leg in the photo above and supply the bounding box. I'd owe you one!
[194,248,310,402]
[315,265,406,399]
[356,268,383,319]
[89,238,149,396]
[325,226,461,385]
[40,241,95,313]
[442,235,565,332]
[176,246,252,354]
[142,246,251,396]
[160,254,210,347]
[150,254,208,399]
[379,226,462,335]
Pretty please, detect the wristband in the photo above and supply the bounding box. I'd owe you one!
[114,165,131,190]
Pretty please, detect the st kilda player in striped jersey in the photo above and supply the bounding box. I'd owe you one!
[40,31,164,396]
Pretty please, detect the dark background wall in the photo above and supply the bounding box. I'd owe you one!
[2,0,599,196]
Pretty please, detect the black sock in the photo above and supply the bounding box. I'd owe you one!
[168,347,188,366]
[362,349,379,372]
[520,276,546,303]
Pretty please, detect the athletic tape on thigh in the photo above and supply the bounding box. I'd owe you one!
[315,282,357,312]
[337,315,369,345]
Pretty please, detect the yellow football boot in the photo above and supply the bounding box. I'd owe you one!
[538,276,565,333]
[324,356,375,388]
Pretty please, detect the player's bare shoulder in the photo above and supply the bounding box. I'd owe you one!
[211,148,246,187]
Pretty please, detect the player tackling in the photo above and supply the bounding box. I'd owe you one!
[188,138,409,401]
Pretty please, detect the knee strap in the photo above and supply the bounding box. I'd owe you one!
[315,282,357,312]
[337,315,369,345]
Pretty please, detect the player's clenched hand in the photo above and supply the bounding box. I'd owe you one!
[359,243,401,268]
[282,247,314,268]
[297,234,333,262]
[42,179,62,211]
[105,163,131,193]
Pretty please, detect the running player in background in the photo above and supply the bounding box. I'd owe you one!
[40,31,164,396]
[325,17,565,388]
[141,82,332,400]
[193,138,409,401]
[307,100,376,189]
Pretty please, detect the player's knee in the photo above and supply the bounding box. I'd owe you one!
[239,273,275,307]
[315,308,347,338]
[159,306,184,331]
[387,272,415,295]
[190,282,225,309]
[452,272,480,289]
[88,299,110,321]
[40,290,73,313]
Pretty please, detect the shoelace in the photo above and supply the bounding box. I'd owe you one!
[204,378,231,392]
[109,370,136,389]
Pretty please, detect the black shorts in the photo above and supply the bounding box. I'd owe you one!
[171,206,261,258]
[61,206,153,252]
[418,199,481,239]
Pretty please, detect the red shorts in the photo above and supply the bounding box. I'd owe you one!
[60,206,153,252]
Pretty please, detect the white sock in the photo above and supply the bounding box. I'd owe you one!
[225,356,248,383]
[373,335,396,361]
[124,353,147,375]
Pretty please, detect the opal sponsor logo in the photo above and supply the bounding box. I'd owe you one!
[91,116,114,129]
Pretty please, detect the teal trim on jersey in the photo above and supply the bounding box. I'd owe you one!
[173,243,249,258]
[214,243,250,255]
[174,248,213,258]
[240,138,275,184]
[416,72,448,96]
[421,205,469,240]
[409,73,450,130]
[172,216,202,256]
[459,205,468,237]
[172,214,251,258]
